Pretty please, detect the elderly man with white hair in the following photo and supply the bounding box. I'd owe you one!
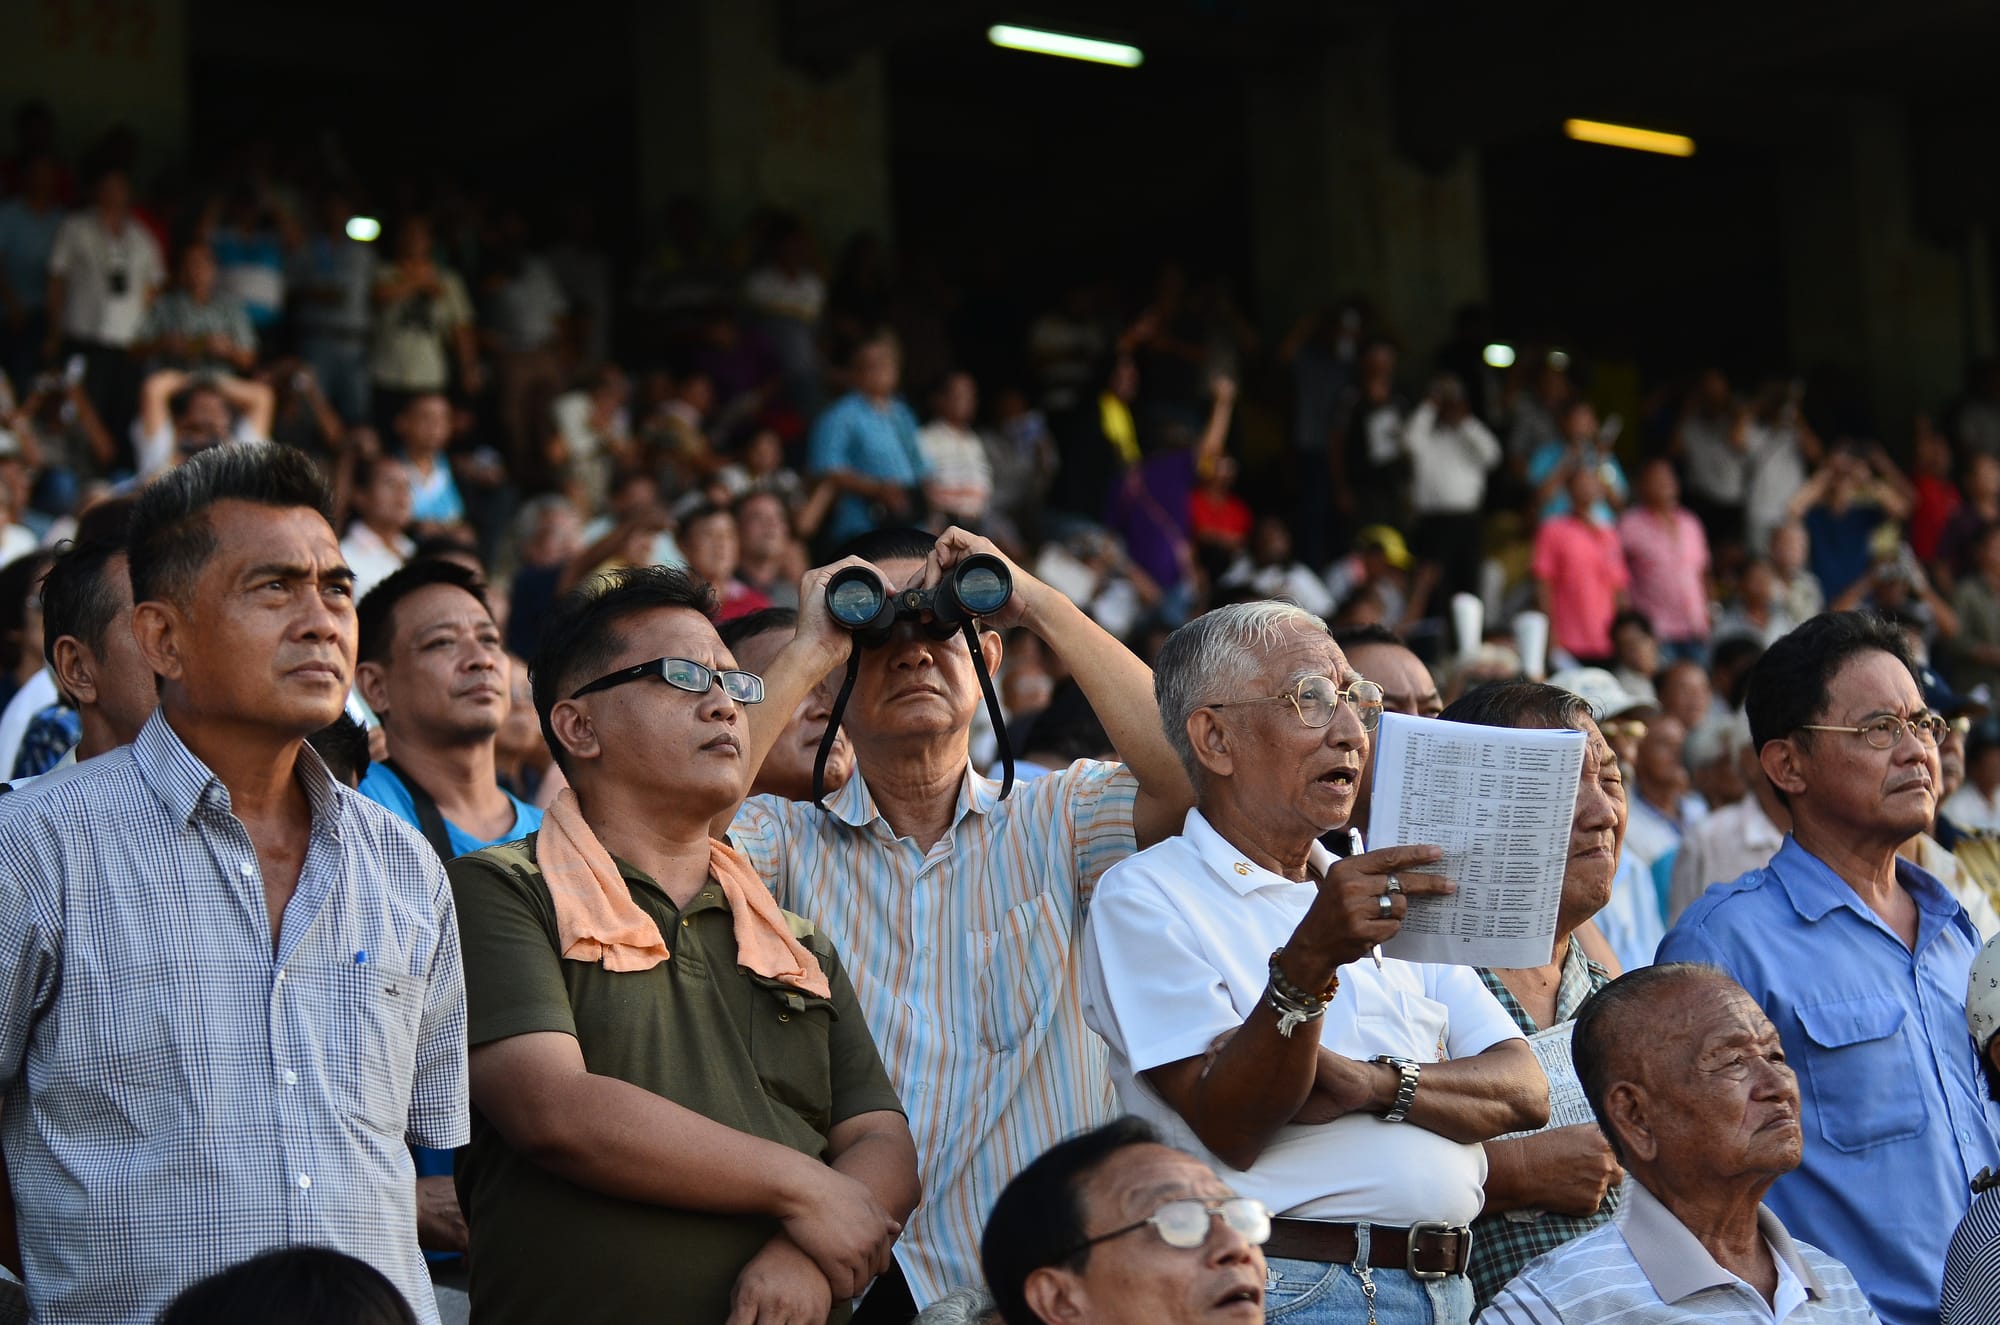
[1081,600,1550,1325]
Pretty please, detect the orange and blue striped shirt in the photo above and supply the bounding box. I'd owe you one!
[730,757,1139,1305]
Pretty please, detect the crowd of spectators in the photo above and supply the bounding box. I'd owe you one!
[9,97,2000,1325]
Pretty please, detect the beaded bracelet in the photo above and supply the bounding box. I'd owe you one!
[1267,949,1338,1038]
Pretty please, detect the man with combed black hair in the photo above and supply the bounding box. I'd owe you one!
[732,525,1196,1312]
[1484,963,1878,1325]
[3,496,151,791]
[981,1117,1270,1325]
[450,565,918,1325]
[356,558,541,860]
[0,444,467,1324]
[1660,611,1999,1325]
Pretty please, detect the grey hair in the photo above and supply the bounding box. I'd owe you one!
[913,1287,999,1325]
[1155,600,1332,784]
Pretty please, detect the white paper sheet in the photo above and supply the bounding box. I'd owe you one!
[1366,712,1586,968]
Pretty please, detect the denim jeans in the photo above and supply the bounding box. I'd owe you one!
[1265,1226,1473,1325]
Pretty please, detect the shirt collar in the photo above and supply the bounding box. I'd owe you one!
[1620,1181,1827,1305]
[822,761,998,831]
[1770,833,1960,924]
[1181,809,1332,898]
[134,709,346,832]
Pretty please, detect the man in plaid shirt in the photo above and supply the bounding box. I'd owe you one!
[0,445,467,1324]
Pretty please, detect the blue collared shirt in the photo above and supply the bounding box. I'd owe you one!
[0,712,467,1324]
[1659,836,1999,1325]
[806,390,929,543]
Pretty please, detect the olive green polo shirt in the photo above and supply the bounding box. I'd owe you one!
[449,833,904,1325]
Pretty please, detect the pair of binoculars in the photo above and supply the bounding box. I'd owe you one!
[825,554,1013,647]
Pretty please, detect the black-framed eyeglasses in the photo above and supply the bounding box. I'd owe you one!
[1056,1197,1271,1264]
[569,656,765,704]
[1206,677,1384,732]
[1795,712,1949,750]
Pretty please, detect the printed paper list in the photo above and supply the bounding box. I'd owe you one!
[1367,712,1586,968]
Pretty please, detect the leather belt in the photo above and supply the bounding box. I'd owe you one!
[1264,1219,1472,1279]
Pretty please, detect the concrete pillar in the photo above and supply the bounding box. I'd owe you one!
[1248,35,1487,362]
[636,0,892,247]
[1780,99,1983,432]
[0,0,189,171]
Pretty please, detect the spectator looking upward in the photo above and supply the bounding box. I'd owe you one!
[1483,964,1881,1325]
[1082,601,1547,1325]
[0,444,468,1322]
[732,525,1197,1310]
[1438,682,1629,1309]
[447,565,918,1324]
[1659,611,2000,1325]
[355,558,542,860]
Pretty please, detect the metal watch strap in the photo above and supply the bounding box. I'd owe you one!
[1374,1055,1421,1122]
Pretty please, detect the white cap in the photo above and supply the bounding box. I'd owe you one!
[1548,667,1654,723]
[1969,933,2000,1053]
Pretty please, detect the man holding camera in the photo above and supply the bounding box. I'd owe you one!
[731,525,1195,1316]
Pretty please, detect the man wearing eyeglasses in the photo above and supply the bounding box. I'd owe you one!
[446,565,920,1325]
[1081,601,1549,1325]
[981,1118,1271,1325]
[1659,611,2000,1325]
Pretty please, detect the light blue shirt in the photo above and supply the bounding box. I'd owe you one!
[1658,836,2000,1325]
[403,460,463,526]
[357,763,541,859]
[807,391,929,544]
[1528,441,1626,521]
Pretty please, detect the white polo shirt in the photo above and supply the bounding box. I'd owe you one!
[1081,809,1524,1227]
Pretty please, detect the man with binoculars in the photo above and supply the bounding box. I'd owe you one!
[731,524,1197,1319]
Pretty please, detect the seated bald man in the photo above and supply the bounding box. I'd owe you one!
[1484,964,1879,1325]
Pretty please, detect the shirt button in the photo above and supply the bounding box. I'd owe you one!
[275,970,287,983]
[239,860,256,878]
[282,1070,298,1087]
[296,1173,311,1190]
[681,918,690,928]
[778,1012,791,1023]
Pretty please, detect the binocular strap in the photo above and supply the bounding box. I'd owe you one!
[810,622,1016,808]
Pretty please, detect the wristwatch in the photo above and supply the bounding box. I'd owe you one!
[1373,1055,1422,1123]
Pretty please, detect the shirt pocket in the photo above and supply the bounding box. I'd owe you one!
[1795,995,1927,1153]
[319,965,428,1137]
[1353,984,1452,1064]
[751,994,836,1135]
[964,889,1070,1054]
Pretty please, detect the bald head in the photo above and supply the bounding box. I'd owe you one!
[1574,964,1802,1187]
[1575,964,1726,1149]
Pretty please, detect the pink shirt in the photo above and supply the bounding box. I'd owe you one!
[1533,515,1630,661]
[1618,506,1710,642]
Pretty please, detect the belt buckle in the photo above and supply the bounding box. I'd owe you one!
[1405,1221,1459,1280]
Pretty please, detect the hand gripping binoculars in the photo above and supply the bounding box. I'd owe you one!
[813,553,1017,805]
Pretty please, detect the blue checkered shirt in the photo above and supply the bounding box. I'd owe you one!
[0,712,468,1324]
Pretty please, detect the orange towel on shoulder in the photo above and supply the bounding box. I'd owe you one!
[537,790,830,998]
